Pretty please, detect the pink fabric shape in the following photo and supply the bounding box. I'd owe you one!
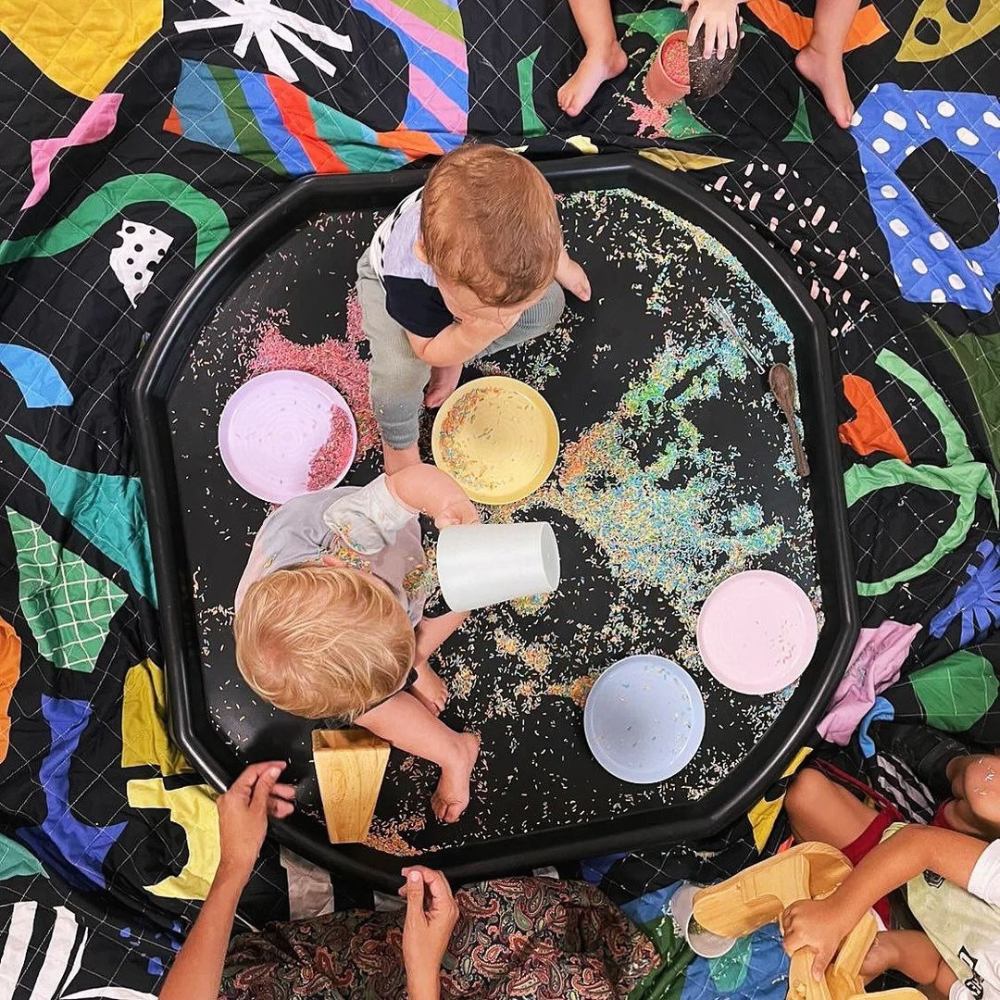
[21,93,123,211]
[817,619,922,745]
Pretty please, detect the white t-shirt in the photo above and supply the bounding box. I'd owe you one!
[904,837,1000,1000]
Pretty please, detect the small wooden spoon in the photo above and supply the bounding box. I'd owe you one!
[768,363,810,478]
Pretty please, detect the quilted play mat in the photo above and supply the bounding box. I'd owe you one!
[2,0,1000,992]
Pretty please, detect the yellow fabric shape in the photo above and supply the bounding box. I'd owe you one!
[127,778,219,899]
[0,0,163,99]
[898,0,1000,63]
[121,659,191,775]
[746,745,812,851]
[639,148,733,172]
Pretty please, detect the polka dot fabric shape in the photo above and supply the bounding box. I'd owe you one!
[852,83,1000,313]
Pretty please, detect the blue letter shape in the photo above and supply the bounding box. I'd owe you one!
[853,83,1000,313]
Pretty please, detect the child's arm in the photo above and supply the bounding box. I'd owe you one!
[782,827,988,978]
[405,318,510,368]
[384,463,479,528]
[415,611,469,662]
[682,0,742,58]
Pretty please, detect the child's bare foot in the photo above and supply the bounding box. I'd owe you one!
[861,932,899,980]
[557,257,592,301]
[425,365,462,408]
[411,661,449,716]
[382,440,421,474]
[432,732,479,823]
[795,44,853,129]
[557,41,628,118]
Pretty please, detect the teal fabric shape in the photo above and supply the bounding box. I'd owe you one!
[8,436,156,606]
[0,833,46,880]
[7,508,127,673]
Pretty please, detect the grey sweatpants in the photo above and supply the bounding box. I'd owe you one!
[358,249,565,450]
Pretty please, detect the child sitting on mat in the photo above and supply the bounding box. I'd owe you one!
[233,463,481,823]
[778,725,1000,998]
[558,0,862,129]
[358,143,591,473]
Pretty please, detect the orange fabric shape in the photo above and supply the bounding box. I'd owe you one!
[0,617,21,764]
[746,0,889,52]
[839,375,911,463]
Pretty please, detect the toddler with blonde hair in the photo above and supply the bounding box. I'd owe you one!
[360,142,592,472]
[234,464,480,822]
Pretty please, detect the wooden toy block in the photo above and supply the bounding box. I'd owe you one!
[312,729,390,844]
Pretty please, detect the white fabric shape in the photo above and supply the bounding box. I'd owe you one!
[109,220,173,307]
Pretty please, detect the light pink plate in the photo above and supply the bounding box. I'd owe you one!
[696,570,818,696]
[218,370,357,504]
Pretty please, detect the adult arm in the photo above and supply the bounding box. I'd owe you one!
[158,763,296,1000]
[399,867,459,1000]
[782,827,988,978]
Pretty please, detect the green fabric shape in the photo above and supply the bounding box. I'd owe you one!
[910,650,999,732]
[8,436,156,606]
[629,910,694,1000]
[783,88,813,143]
[616,8,686,41]
[928,317,1000,473]
[517,48,546,138]
[7,508,126,674]
[0,173,230,268]
[208,64,286,177]
[708,934,752,991]
[664,101,714,140]
[392,0,464,41]
[844,348,998,597]
[0,834,46,880]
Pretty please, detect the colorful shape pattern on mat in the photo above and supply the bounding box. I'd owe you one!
[839,374,910,463]
[852,84,1000,312]
[0,174,230,269]
[109,220,173,307]
[126,779,219,900]
[517,48,545,137]
[745,0,888,51]
[121,660,191,775]
[0,617,20,766]
[0,345,72,409]
[908,649,1000,732]
[0,834,45,881]
[783,88,813,144]
[844,349,998,597]
[7,508,127,673]
[18,696,127,891]
[349,0,468,137]
[930,540,1000,646]
[8,436,157,607]
[0,0,162,99]
[638,149,732,172]
[898,0,1000,64]
[21,93,122,211]
[616,8,686,43]
[165,61,453,177]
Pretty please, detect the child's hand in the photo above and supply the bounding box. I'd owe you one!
[433,494,479,528]
[682,0,740,59]
[781,899,853,980]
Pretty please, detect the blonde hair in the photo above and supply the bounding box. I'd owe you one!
[233,563,415,719]
[421,144,562,308]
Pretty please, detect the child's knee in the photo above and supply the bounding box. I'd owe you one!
[784,768,831,821]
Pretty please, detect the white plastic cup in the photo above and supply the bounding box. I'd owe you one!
[437,522,560,612]
[669,883,737,959]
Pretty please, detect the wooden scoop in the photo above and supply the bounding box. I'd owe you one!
[769,364,810,478]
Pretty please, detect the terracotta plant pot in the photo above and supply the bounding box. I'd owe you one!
[644,29,691,108]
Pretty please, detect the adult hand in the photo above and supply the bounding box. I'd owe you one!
[682,0,740,59]
[216,762,296,885]
[780,898,852,981]
[400,867,459,987]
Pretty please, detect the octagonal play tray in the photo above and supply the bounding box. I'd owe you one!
[129,156,858,891]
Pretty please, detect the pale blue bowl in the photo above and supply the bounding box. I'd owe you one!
[583,655,706,784]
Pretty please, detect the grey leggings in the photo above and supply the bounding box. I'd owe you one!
[358,250,566,450]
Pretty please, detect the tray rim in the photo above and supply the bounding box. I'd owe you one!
[128,154,859,892]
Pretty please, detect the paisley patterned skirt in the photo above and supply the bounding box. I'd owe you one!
[221,877,657,1000]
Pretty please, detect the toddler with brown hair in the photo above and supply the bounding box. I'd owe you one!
[233,463,481,822]
[359,142,591,472]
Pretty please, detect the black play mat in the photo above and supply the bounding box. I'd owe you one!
[131,157,857,888]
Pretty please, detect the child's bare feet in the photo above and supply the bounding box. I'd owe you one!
[795,44,853,129]
[432,732,479,823]
[411,661,449,716]
[557,41,628,118]
[425,364,463,408]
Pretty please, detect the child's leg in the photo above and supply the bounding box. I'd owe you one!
[862,931,952,989]
[795,0,862,129]
[557,0,628,118]
[356,691,480,823]
[783,768,879,847]
[476,282,566,358]
[358,251,430,472]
